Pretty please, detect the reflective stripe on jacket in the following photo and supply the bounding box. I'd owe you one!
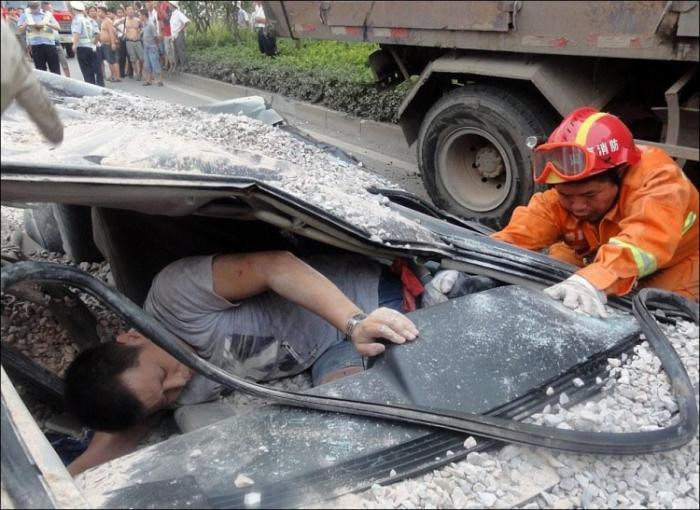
[492,146,699,298]
[71,14,94,48]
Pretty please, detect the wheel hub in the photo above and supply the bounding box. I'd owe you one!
[474,146,504,179]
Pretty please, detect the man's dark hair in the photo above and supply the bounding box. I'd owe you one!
[64,340,146,432]
[97,6,107,13]
[139,8,148,17]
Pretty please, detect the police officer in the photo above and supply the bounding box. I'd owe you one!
[16,0,61,74]
[1,18,63,144]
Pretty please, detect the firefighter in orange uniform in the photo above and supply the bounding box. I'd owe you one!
[493,107,699,317]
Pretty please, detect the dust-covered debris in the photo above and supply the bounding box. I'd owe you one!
[1,92,441,246]
[356,319,699,509]
[234,474,255,488]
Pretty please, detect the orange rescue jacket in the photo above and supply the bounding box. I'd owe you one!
[492,146,699,298]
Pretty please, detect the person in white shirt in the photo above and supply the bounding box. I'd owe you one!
[253,1,276,56]
[168,0,189,72]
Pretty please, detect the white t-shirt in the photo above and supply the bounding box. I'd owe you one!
[253,4,265,28]
[169,8,189,39]
[149,8,160,36]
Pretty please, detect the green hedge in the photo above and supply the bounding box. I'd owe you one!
[184,29,409,123]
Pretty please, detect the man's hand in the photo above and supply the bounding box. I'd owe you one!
[1,19,63,143]
[543,274,608,318]
[350,307,419,356]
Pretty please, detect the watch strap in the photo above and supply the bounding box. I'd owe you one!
[345,312,368,340]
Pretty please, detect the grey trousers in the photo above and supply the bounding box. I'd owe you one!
[173,32,186,68]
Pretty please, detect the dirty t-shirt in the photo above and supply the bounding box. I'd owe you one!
[143,254,380,405]
[142,19,158,48]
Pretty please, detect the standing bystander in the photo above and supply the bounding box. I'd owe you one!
[17,0,61,74]
[168,0,189,72]
[97,6,120,82]
[139,8,162,86]
[5,7,30,60]
[70,1,99,85]
[157,0,173,72]
[114,6,132,79]
[87,5,104,86]
[124,5,143,80]
[252,1,276,57]
[41,1,70,77]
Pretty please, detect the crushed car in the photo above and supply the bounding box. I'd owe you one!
[1,72,698,508]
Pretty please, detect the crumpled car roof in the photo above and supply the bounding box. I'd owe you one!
[1,73,439,245]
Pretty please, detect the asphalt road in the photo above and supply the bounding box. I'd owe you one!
[65,56,428,199]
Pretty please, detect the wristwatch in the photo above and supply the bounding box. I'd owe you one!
[345,312,368,341]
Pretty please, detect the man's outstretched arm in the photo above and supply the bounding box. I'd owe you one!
[212,252,419,356]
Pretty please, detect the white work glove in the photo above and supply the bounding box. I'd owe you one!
[544,274,608,318]
[422,270,460,307]
[1,19,63,144]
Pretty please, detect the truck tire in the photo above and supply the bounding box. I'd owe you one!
[418,84,556,228]
[23,205,103,262]
[51,204,103,263]
[23,205,64,254]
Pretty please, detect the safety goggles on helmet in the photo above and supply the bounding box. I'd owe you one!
[532,142,603,184]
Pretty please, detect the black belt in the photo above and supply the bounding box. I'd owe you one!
[126,39,141,42]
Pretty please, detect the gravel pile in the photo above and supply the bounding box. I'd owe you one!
[2,91,438,245]
[357,320,699,509]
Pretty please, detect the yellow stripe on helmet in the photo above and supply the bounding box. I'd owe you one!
[574,112,608,147]
[609,238,658,277]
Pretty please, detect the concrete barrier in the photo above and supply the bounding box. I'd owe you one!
[170,72,414,164]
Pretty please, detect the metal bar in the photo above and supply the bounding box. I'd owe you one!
[664,67,697,146]
[635,139,700,162]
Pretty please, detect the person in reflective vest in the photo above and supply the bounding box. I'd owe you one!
[492,107,699,316]
[16,0,60,74]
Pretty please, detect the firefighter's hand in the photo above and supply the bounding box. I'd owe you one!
[544,274,608,318]
[422,270,460,307]
[350,307,419,357]
[1,19,63,144]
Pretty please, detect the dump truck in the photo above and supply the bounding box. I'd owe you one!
[264,0,700,226]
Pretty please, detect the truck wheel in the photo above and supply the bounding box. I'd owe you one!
[23,205,64,254]
[23,205,103,262]
[51,204,103,263]
[418,84,556,228]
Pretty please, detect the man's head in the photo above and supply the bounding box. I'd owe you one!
[138,8,148,22]
[64,330,193,431]
[532,108,640,185]
[69,1,86,14]
[28,1,41,12]
[41,1,52,12]
[116,6,124,17]
[126,5,134,16]
[554,170,622,224]
[97,6,107,19]
[87,5,97,18]
[145,0,153,10]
